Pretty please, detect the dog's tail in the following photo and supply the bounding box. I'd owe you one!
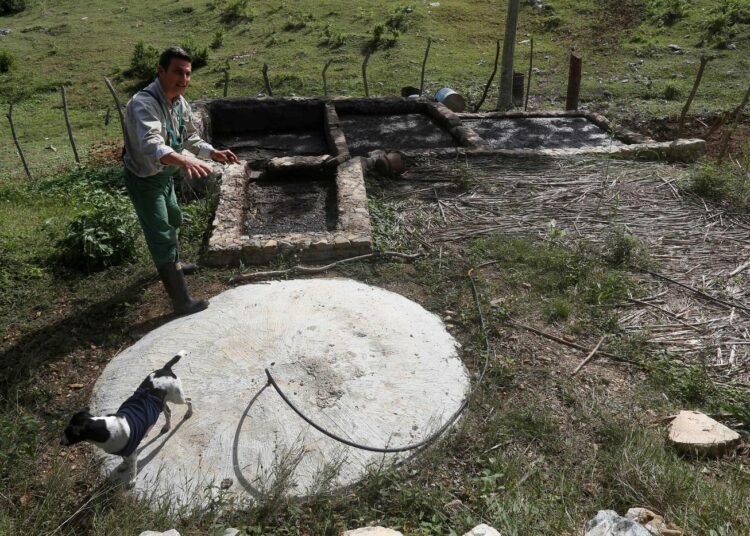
[164,350,186,370]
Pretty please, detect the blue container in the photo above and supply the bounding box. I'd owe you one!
[434,87,466,112]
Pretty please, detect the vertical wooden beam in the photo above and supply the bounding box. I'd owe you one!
[223,68,230,98]
[6,102,33,181]
[420,37,432,96]
[498,0,521,110]
[525,37,534,110]
[262,63,273,97]
[678,54,710,136]
[512,72,525,108]
[103,78,127,143]
[322,59,333,96]
[362,49,372,97]
[474,39,500,112]
[565,52,582,111]
[60,85,80,164]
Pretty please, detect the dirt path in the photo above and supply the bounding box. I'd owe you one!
[389,155,750,385]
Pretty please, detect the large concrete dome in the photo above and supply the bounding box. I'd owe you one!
[91,279,470,508]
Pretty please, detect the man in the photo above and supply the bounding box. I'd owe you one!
[123,46,239,315]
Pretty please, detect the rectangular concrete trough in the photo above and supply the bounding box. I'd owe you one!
[191,98,705,266]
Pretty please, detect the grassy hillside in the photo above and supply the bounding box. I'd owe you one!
[0,0,748,180]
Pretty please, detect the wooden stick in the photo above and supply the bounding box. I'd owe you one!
[362,48,372,97]
[223,68,230,97]
[419,37,432,96]
[60,85,80,164]
[572,336,606,375]
[643,269,750,314]
[506,321,623,361]
[230,251,423,283]
[678,54,710,136]
[262,63,273,96]
[322,59,333,96]
[524,37,534,111]
[626,297,702,332]
[729,260,750,277]
[719,83,750,162]
[103,77,127,143]
[6,102,32,181]
[104,106,111,126]
[474,39,500,112]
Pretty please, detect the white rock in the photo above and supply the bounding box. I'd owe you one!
[138,530,180,536]
[463,524,501,536]
[668,410,741,456]
[342,528,403,536]
[216,530,240,536]
[585,511,651,536]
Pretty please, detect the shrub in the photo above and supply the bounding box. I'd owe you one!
[56,189,139,272]
[0,0,25,16]
[688,161,750,208]
[662,81,681,100]
[180,38,208,69]
[646,0,688,26]
[602,225,651,269]
[127,41,159,80]
[0,50,14,73]
[218,0,255,24]
[319,24,346,49]
[700,0,750,48]
[210,28,225,49]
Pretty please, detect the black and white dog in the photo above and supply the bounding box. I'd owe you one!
[61,351,193,488]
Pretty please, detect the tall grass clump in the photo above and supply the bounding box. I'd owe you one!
[127,41,159,81]
[687,160,750,209]
[0,50,15,73]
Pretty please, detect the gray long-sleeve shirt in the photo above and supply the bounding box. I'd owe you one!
[123,78,214,178]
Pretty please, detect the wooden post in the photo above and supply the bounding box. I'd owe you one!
[565,52,582,111]
[719,83,750,162]
[103,77,127,143]
[322,59,333,96]
[6,102,33,181]
[419,37,432,96]
[362,48,372,97]
[678,54,710,136]
[223,68,230,97]
[262,63,273,96]
[512,72,525,107]
[525,37,534,110]
[60,85,80,164]
[104,106,111,126]
[474,39,500,112]
[498,0,521,110]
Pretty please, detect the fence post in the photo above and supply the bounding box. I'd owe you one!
[60,85,80,164]
[678,54,710,136]
[262,63,273,97]
[6,102,33,181]
[525,37,534,110]
[565,52,582,111]
[362,48,372,97]
[420,37,432,96]
[322,59,333,96]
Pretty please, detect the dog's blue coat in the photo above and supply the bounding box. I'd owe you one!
[114,388,164,457]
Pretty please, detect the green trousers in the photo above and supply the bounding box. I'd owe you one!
[124,168,182,266]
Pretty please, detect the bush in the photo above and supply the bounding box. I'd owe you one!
[688,161,750,208]
[700,0,750,48]
[646,0,688,26]
[210,28,224,49]
[320,24,346,49]
[127,41,159,81]
[0,0,25,16]
[180,38,208,69]
[662,81,681,100]
[56,189,139,272]
[0,50,14,73]
[218,0,255,24]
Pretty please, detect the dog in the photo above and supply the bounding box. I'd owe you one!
[61,351,193,488]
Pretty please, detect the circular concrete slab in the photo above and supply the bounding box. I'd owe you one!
[91,279,469,508]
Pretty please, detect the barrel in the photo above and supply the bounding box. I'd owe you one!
[434,87,466,113]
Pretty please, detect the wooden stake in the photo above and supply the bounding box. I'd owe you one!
[60,85,80,164]
[525,37,534,110]
[6,102,32,181]
[322,59,333,96]
[572,336,606,375]
[103,77,127,144]
[498,0,521,110]
[474,39,500,112]
[718,83,750,162]
[104,106,111,126]
[223,68,230,98]
[362,48,372,97]
[419,37,432,96]
[678,54,710,136]
[565,52,582,111]
[262,63,273,96]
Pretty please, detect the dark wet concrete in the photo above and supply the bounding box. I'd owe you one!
[215,129,329,160]
[339,113,457,156]
[245,176,337,234]
[463,117,624,149]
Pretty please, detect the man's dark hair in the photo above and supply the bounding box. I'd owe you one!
[159,47,192,71]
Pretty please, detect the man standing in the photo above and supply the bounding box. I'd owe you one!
[123,46,238,315]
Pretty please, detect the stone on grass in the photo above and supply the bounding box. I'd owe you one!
[138,530,180,536]
[463,524,502,536]
[342,528,403,536]
[668,410,741,457]
[625,508,666,535]
[585,510,651,536]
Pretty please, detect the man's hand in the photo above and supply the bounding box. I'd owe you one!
[160,153,212,180]
[210,149,240,165]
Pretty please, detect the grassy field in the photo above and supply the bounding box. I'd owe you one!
[2,1,750,535]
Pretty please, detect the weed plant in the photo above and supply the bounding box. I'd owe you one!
[127,41,159,81]
[0,50,15,73]
[688,159,750,209]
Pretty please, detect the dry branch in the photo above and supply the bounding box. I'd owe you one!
[60,85,80,164]
[572,336,607,375]
[679,55,710,136]
[6,102,32,181]
[262,63,273,97]
[420,37,432,96]
[474,39,500,112]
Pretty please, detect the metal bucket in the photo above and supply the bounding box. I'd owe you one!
[434,87,466,112]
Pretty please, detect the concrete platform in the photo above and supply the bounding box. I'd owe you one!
[90,279,469,508]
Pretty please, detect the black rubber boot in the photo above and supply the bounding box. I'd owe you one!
[157,262,209,315]
[179,261,199,275]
